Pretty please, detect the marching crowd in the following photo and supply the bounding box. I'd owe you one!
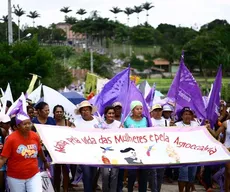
[0,97,229,192]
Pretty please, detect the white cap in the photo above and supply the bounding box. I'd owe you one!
[163,104,173,112]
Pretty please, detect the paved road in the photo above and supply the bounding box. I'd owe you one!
[65,182,219,192]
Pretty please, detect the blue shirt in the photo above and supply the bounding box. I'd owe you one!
[32,117,56,132]
[32,117,56,125]
[124,116,147,128]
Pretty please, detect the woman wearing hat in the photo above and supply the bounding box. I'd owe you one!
[124,100,148,192]
[74,100,99,192]
[149,104,169,192]
[175,107,199,192]
[0,104,49,192]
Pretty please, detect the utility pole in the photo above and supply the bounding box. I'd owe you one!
[8,0,13,45]
[90,48,94,73]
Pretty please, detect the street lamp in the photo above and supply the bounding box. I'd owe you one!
[8,0,13,45]
[15,33,32,43]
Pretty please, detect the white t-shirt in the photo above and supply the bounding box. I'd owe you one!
[105,120,121,129]
[151,118,169,127]
[74,116,99,129]
[175,121,199,127]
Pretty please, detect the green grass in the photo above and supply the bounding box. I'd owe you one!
[108,44,160,56]
[140,78,230,94]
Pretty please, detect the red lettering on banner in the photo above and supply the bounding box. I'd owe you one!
[54,140,69,153]
[99,136,112,144]
[154,133,169,143]
[149,135,154,142]
[114,133,147,144]
[81,136,97,144]
[174,137,217,155]
[66,137,81,145]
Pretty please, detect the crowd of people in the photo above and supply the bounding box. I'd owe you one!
[0,97,229,192]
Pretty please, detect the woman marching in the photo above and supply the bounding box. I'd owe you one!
[124,100,149,192]
[53,105,73,192]
[0,101,49,192]
[101,106,121,192]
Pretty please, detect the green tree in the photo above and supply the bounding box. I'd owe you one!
[76,9,87,20]
[27,11,40,27]
[60,7,72,16]
[110,7,122,21]
[0,15,8,42]
[78,52,113,78]
[43,61,72,89]
[0,37,73,97]
[13,4,26,41]
[130,24,155,45]
[159,44,180,76]
[123,7,134,26]
[133,6,143,25]
[65,16,77,25]
[142,2,154,23]
[184,34,229,77]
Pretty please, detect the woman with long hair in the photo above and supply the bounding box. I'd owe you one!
[53,105,72,192]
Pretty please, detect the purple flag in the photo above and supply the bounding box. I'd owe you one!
[145,84,155,108]
[94,67,130,115]
[206,65,222,128]
[167,54,206,120]
[122,81,152,127]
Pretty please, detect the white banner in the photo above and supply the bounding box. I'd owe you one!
[35,124,230,166]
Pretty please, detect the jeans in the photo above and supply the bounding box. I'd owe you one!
[80,165,97,192]
[117,169,124,192]
[7,172,42,192]
[150,169,165,192]
[128,169,148,192]
[178,166,197,183]
[102,168,119,192]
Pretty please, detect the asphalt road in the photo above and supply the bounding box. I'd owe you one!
[65,182,220,192]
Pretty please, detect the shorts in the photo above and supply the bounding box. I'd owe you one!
[178,166,197,183]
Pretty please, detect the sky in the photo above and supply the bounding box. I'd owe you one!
[1,0,230,29]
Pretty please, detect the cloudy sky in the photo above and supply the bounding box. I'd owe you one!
[1,0,230,29]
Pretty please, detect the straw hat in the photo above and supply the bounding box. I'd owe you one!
[150,104,162,112]
[74,100,97,115]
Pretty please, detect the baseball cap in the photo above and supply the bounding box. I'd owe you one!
[0,114,11,123]
[163,104,173,112]
[112,102,122,108]
[151,104,162,111]
[180,107,193,115]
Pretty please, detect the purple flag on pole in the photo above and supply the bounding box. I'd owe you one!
[145,84,155,108]
[167,54,206,120]
[206,65,222,128]
[94,67,130,115]
[122,81,152,127]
